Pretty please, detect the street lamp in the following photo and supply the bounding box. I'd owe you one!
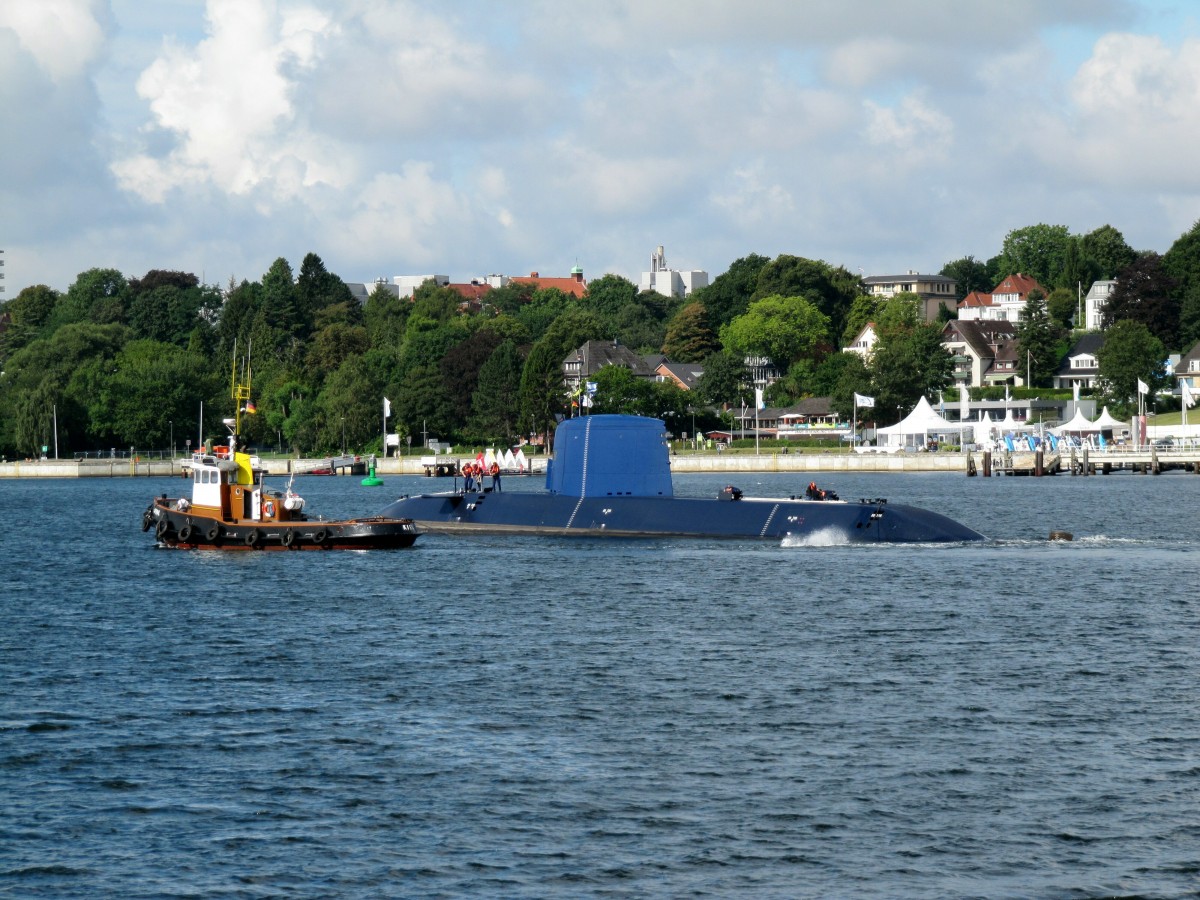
[340,417,346,455]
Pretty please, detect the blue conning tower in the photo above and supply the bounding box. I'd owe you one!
[545,415,674,498]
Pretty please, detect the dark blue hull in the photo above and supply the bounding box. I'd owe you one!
[379,491,984,542]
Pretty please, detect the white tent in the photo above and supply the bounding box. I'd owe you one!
[970,411,994,445]
[1093,406,1129,432]
[1051,407,1098,434]
[877,396,970,449]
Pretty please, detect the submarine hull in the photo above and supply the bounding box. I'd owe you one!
[379,491,984,543]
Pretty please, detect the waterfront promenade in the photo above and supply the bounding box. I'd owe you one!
[6,446,1198,478]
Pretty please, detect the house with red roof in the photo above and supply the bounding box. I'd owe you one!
[958,273,1048,322]
[511,266,587,298]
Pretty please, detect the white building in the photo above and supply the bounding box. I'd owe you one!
[639,246,708,298]
[862,270,958,321]
[1084,280,1116,331]
[393,274,449,297]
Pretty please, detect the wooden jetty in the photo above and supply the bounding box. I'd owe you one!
[969,444,1200,476]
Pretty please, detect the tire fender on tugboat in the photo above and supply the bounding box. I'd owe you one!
[312,528,327,545]
[244,529,260,547]
[206,522,222,542]
[155,517,170,539]
[178,523,193,542]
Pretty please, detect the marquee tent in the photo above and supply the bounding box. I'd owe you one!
[1050,408,1099,434]
[1093,407,1129,432]
[876,396,969,449]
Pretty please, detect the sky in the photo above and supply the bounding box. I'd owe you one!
[4,0,1200,295]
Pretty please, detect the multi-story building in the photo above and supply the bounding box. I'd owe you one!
[862,270,958,321]
[1054,333,1103,391]
[1084,280,1116,331]
[940,320,1019,387]
[639,246,708,298]
[562,339,657,395]
[957,273,1049,322]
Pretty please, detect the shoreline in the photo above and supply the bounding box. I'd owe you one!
[0,452,983,478]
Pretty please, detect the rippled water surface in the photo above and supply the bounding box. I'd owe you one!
[4,470,1200,897]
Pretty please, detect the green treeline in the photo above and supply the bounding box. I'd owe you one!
[4,220,1200,458]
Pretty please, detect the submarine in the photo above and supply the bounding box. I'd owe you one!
[379,414,985,543]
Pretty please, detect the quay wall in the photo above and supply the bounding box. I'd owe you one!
[0,452,971,478]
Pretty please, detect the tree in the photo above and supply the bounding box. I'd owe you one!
[751,255,859,341]
[824,352,872,421]
[940,255,995,296]
[363,283,408,351]
[1096,320,1167,411]
[590,364,657,415]
[662,302,718,362]
[1102,252,1180,348]
[49,268,130,331]
[1045,287,1078,330]
[217,279,262,358]
[317,355,387,453]
[1081,224,1137,280]
[1015,290,1061,387]
[258,257,305,346]
[297,252,353,324]
[868,321,954,423]
[518,308,604,440]
[265,380,317,455]
[101,339,222,448]
[470,340,524,442]
[306,323,370,377]
[719,294,830,373]
[840,292,881,348]
[1163,220,1200,348]
[0,284,60,360]
[584,273,639,323]
[695,351,749,408]
[516,287,575,342]
[395,364,455,444]
[997,224,1072,286]
[0,323,129,454]
[690,253,769,329]
[128,281,222,347]
[440,329,504,429]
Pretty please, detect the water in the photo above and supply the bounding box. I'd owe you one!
[4,470,1200,898]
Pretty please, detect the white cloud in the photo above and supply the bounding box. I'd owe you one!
[1034,33,1200,192]
[711,160,795,228]
[330,164,472,267]
[114,0,345,201]
[863,92,953,164]
[0,0,107,83]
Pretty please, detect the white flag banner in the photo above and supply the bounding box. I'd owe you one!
[1073,382,1080,402]
[854,392,875,408]
[1137,378,1149,395]
[383,397,392,418]
[1183,381,1196,409]
[755,387,765,410]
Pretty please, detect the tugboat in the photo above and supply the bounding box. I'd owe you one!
[380,414,984,543]
[142,354,418,551]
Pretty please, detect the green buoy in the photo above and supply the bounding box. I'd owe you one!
[361,458,384,486]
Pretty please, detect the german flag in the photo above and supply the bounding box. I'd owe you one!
[245,401,257,414]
